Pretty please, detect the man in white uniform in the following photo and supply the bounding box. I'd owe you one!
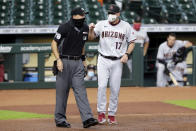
[88,4,136,124]
[156,33,192,87]
[167,61,188,86]
[127,16,149,73]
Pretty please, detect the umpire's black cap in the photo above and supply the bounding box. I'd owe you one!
[108,4,120,14]
[87,64,96,70]
[71,7,89,16]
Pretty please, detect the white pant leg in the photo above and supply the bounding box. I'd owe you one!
[97,56,110,114]
[108,60,123,116]
[156,63,168,87]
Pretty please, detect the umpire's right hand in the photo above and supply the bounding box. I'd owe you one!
[57,59,63,72]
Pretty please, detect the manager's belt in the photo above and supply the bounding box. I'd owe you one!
[60,55,81,60]
[100,53,121,60]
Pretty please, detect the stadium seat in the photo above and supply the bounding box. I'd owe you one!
[161,0,175,6]
[14,12,28,19]
[32,19,48,25]
[31,10,48,25]
[0,0,11,25]
[122,11,139,24]
[161,2,182,24]
[88,3,100,11]
[53,11,65,18]
[88,2,102,15]
[179,12,189,23]
[180,3,194,10]
[142,0,162,23]
[83,0,104,24]
[127,18,134,24]
[14,19,28,25]
[1,0,195,25]
[31,0,49,25]
[13,0,30,25]
[0,4,7,12]
[50,0,67,24]
[168,12,182,23]
[178,0,192,4]
[86,0,97,4]
[52,19,64,25]
[52,11,66,24]
[179,3,196,16]
[142,17,157,24]
[186,12,196,23]
[54,4,64,11]
[125,11,138,19]
[88,11,103,23]
[0,18,10,25]
[69,0,83,8]
[52,0,64,4]
[177,0,196,23]
[127,0,142,16]
[159,5,169,23]
[144,0,162,12]
[15,0,26,3]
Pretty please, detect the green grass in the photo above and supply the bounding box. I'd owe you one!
[0,110,53,120]
[164,100,196,110]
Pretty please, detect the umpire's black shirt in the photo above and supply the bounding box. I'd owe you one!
[54,19,89,56]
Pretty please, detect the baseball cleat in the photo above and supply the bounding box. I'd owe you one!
[98,113,106,124]
[108,115,117,124]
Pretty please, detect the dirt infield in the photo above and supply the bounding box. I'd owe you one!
[0,87,196,131]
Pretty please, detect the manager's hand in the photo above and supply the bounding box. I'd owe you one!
[120,54,128,63]
[89,23,95,30]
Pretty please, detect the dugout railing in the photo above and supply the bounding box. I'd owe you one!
[192,46,196,85]
[0,43,195,89]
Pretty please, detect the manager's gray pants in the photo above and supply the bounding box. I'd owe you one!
[55,59,93,124]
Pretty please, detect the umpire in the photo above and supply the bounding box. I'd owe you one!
[51,7,98,128]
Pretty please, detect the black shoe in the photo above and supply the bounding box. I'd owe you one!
[83,118,98,128]
[56,121,71,128]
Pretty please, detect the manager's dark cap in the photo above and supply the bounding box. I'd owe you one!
[71,7,89,16]
[108,4,120,14]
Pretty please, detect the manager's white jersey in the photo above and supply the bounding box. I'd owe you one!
[157,40,187,63]
[94,20,136,57]
[134,29,149,46]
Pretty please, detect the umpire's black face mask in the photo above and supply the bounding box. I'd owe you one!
[72,16,85,28]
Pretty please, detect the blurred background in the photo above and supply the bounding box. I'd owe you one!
[0,0,196,88]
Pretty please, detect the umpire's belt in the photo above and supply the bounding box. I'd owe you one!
[60,55,81,60]
[100,53,121,60]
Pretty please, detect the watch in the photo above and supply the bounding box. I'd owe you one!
[125,52,129,56]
